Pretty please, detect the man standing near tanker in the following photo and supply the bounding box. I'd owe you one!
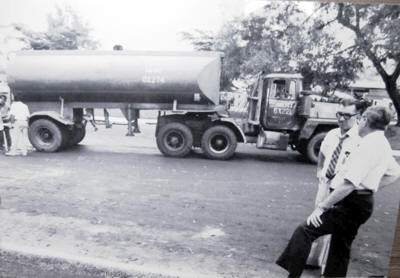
[0,94,11,152]
[276,105,400,277]
[306,99,366,270]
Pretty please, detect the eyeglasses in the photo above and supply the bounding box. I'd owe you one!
[336,112,357,120]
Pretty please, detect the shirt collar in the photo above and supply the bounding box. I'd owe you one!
[347,124,359,138]
[337,124,359,139]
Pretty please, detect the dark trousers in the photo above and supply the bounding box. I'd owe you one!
[276,191,374,278]
[0,126,11,150]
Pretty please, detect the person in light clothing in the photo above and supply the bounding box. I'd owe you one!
[306,100,366,271]
[276,106,400,278]
[0,94,12,151]
[315,100,367,206]
[6,100,30,156]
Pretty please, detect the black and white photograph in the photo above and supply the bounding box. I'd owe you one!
[1,0,400,277]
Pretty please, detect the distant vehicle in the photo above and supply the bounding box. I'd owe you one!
[7,50,342,163]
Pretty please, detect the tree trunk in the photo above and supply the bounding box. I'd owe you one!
[384,77,400,126]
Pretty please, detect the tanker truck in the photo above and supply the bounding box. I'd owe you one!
[6,50,340,163]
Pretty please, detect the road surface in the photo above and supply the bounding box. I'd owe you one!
[0,121,399,278]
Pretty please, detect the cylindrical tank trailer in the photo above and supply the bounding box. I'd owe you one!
[7,50,222,106]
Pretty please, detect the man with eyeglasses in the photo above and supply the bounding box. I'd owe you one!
[276,103,400,277]
[315,100,365,209]
[304,100,364,272]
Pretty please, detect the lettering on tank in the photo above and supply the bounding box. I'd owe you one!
[142,67,165,84]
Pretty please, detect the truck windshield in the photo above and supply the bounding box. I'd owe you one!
[272,80,296,100]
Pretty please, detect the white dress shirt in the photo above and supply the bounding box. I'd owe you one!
[338,131,400,192]
[320,125,361,186]
[10,101,30,121]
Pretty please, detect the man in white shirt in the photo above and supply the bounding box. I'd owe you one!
[315,100,366,206]
[276,106,400,278]
[306,100,364,270]
[6,100,30,156]
[0,94,12,151]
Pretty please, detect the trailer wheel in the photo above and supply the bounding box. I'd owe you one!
[69,126,86,146]
[306,132,327,164]
[156,122,193,157]
[28,119,64,152]
[201,125,237,160]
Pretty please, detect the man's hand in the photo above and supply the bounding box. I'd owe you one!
[307,207,324,228]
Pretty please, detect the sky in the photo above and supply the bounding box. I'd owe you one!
[0,0,316,51]
[0,0,250,51]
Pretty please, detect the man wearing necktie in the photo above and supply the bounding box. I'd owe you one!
[276,105,400,278]
[305,100,363,272]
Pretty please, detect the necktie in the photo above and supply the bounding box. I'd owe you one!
[325,135,348,179]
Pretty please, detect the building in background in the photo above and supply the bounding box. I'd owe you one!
[347,78,398,121]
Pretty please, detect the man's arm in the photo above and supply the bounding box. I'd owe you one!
[315,151,329,207]
[379,157,400,188]
[316,151,325,180]
[307,178,355,228]
[318,179,355,210]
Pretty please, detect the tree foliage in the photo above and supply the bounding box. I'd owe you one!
[181,1,362,93]
[14,5,98,50]
[328,3,400,124]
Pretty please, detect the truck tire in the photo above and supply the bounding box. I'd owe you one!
[296,140,307,156]
[306,132,327,164]
[201,125,237,160]
[156,122,193,157]
[28,119,64,152]
[69,126,86,146]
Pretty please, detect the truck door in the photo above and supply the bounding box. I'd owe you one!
[262,78,298,130]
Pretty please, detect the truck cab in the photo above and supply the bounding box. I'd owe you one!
[245,72,338,163]
[262,73,303,131]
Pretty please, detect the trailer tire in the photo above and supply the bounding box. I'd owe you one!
[306,132,327,164]
[28,119,64,152]
[156,122,193,157]
[69,126,86,146]
[201,125,237,160]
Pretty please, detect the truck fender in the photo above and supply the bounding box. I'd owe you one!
[29,111,74,126]
[299,118,337,140]
[218,118,246,143]
[299,119,319,140]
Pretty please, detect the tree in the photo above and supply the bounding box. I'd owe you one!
[14,5,98,50]
[324,3,400,125]
[181,1,363,94]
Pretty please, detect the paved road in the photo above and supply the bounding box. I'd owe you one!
[0,122,399,278]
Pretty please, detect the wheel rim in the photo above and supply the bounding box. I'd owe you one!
[37,127,54,144]
[164,130,185,151]
[209,134,229,154]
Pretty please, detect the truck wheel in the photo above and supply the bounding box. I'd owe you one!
[306,132,327,164]
[296,140,307,156]
[156,122,193,157]
[69,126,86,146]
[201,125,237,160]
[28,119,64,152]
